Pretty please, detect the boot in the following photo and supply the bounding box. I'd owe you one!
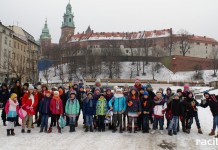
[85,126,89,132]
[40,127,43,133]
[112,125,117,133]
[182,127,187,133]
[11,129,15,136]
[47,127,52,133]
[70,125,73,132]
[168,130,173,136]
[209,129,215,136]
[185,129,190,134]
[173,131,177,135]
[44,128,48,133]
[3,121,7,126]
[128,128,132,133]
[21,129,25,133]
[198,128,203,134]
[7,129,10,136]
[215,132,218,138]
[72,125,75,132]
[83,124,86,129]
[119,126,123,133]
[90,126,93,132]
[27,130,31,133]
[58,127,61,133]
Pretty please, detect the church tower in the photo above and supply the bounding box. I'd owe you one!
[40,18,51,55]
[59,1,75,46]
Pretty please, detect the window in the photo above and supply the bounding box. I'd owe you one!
[189,51,190,54]
[9,40,11,47]
[205,43,208,46]
[18,43,19,49]
[69,18,71,22]
[21,45,23,51]
[14,42,16,48]
[180,51,182,54]
[4,37,7,44]
[126,50,129,53]
[212,44,215,47]
[196,42,200,45]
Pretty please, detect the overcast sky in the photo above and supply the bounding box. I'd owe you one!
[0,0,217,43]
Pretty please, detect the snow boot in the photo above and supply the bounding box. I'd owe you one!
[3,121,7,126]
[11,129,15,136]
[47,127,52,133]
[185,129,190,134]
[168,130,173,136]
[90,126,93,132]
[40,127,43,133]
[209,129,215,136]
[182,127,187,133]
[198,128,203,134]
[128,128,132,133]
[173,131,177,135]
[27,130,31,133]
[44,128,48,133]
[85,126,89,132]
[21,129,25,133]
[58,127,61,133]
[112,125,117,133]
[72,125,76,132]
[7,129,10,136]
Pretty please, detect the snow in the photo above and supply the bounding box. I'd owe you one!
[0,106,217,150]
[39,62,218,85]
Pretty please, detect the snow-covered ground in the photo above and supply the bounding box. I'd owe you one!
[0,107,217,150]
[39,62,218,84]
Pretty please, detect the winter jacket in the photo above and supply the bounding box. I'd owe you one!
[134,84,142,92]
[105,93,114,103]
[5,99,19,118]
[96,98,108,116]
[78,91,87,108]
[200,95,218,116]
[109,94,126,114]
[50,97,63,115]
[0,89,10,107]
[184,97,199,117]
[65,98,80,116]
[127,95,141,113]
[141,97,152,115]
[152,97,167,118]
[83,98,96,115]
[39,97,51,115]
[167,99,182,117]
[22,93,38,115]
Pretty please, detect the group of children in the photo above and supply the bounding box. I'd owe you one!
[1,78,218,138]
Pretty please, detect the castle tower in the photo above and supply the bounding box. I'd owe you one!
[59,1,75,46]
[40,18,52,55]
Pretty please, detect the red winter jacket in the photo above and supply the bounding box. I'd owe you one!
[50,98,63,115]
[22,93,38,115]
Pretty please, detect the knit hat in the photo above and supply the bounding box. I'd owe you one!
[10,93,17,100]
[23,83,29,87]
[116,88,122,92]
[95,79,101,84]
[87,92,93,96]
[70,91,77,95]
[79,86,84,89]
[166,87,172,91]
[173,93,180,98]
[184,85,190,90]
[99,93,105,97]
[123,83,129,88]
[53,91,59,96]
[85,85,90,89]
[143,91,149,96]
[28,85,34,90]
[45,90,51,95]
[177,89,182,93]
[95,87,101,92]
[204,91,210,96]
[106,88,111,92]
[135,77,141,83]
[146,83,152,88]
[37,85,42,90]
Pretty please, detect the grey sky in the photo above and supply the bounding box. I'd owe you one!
[0,0,217,43]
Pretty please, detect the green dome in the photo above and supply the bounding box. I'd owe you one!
[40,19,51,39]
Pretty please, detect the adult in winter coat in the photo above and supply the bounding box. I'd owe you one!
[201,92,218,138]
[165,87,174,129]
[10,80,23,126]
[127,87,141,133]
[91,79,103,93]
[48,91,63,133]
[184,91,202,134]
[134,78,142,92]
[109,88,126,133]
[168,93,182,136]
[21,85,38,133]
[4,93,19,136]
[177,89,187,132]
[39,90,51,133]
[141,91,152,133]
[65,92,80,132]
[146,84,155,124]
[96,94,108,132]
[151,91,167,135]
[83,92,96,132]
[93,87,101,129]
[122,84,129,131]
[77,86,87,127]
[0,83,10,126]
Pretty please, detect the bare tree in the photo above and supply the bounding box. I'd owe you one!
[42,67,51,84]
[210,48,218,77]
[177,29,192,56]
[193,64,203,80]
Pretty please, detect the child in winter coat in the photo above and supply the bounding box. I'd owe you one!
[127,88,141,133]
[184,92,202,134]
[96,93,108,132]
[65,92,80,132]
[21,85,38,133]
[201,92,218,138]
[48,91,63,133]
[0,83,10,126]
[109,88,126,133]
[39,90,51,133]
[151,91,167,135]
[141,91,152,133]
[168,93,182,136]
[93,87,101,129]
[5,93,19,136]
[83,92,96,132]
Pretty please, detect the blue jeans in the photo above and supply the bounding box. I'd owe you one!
[187,115,201,129]
[214,115,218,130]
[41,114,49,128]
[86,115,93,127]
[69,117,76,126]
[153,117,164,130]
[168,116,179,132]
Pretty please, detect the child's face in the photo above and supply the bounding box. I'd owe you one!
[95,90,100,95]
[86,88,90,92]
[70,94,75,99]
[205,94,209,99]
[144,95,148,99]
[178,92,182,96]
[106,91,111,95]
[100,95,104,99]
[156,93,162,99]
[42,87,47,91]
[13,96,17,102]
[46,93,50,97]
[80,88,84,92]
[131,90,136,95]
[188,93,192,98]
[140,90,144,94]
[29,89,34,94]
[88,94,93,99]
[174,96,179,100]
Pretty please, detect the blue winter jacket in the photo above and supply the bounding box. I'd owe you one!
[39,97,51,115]
[83,98,96,115]
[109,94,126,113]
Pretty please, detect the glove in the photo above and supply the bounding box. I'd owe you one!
[128,101,133,107]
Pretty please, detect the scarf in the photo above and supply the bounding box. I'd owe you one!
[114,94,123,98]
[53,96,60,110]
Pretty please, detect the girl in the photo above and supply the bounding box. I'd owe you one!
[65,92,80,132]
[21,85,38,133]
[5,93,19,136]
[127,88,141,133]
[48,91,63,133]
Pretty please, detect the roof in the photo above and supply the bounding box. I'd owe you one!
[70,29,171,42]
